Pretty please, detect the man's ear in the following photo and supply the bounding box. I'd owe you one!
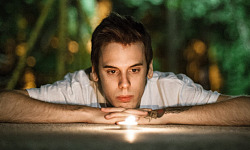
[91,66,99,82]
[147,60,153,79]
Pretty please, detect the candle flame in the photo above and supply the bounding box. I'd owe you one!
[119,116,138,125]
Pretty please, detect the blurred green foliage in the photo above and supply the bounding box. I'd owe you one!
[114,0,250,95]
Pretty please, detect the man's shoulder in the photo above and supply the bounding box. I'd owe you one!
[63,68,92,84]
[151,71,191,82]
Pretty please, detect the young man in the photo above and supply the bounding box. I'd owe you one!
[0,13,249,125]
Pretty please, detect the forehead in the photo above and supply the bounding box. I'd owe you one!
[99,42,146,67]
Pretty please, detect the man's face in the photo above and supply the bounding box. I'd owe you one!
[93,42,152,108]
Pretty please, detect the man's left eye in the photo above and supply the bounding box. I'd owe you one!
[131,69,140,73]
[107,70,117,74]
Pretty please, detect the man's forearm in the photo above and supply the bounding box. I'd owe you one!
[0,90,93,123]
[146,96,250,125]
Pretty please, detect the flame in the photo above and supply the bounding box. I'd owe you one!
[119,116,138,125]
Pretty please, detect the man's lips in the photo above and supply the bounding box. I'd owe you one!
[116,95,134,103]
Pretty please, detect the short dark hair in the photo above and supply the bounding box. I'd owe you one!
[91,12,153,74]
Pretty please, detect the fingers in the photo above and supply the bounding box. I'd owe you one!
[122,109,148,116]
[101,108,152,123]
[101,107,151,114]
[104,110,147,120]
[105,112,124,119]
[101,107,126,112]
[141,108,152,111]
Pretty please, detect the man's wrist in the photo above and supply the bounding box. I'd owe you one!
[145,106,193,123]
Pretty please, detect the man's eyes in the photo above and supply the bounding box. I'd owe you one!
[106,68,141,75]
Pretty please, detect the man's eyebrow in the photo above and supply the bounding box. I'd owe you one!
[103,63,143,69]
[130,63,143,67]
[103,65,117,69]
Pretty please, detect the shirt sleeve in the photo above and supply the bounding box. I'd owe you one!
[26,70,90,105]
[177,74,220,106]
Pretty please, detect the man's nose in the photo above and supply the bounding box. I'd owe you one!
[118,73,131,89]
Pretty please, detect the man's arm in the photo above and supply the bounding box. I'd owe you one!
[140,95,250,125]
[102,95,250,125]
[0,90,117,124]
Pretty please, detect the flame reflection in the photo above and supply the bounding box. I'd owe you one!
[125,129,136,143]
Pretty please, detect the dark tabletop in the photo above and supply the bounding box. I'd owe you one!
[0,123,250,150]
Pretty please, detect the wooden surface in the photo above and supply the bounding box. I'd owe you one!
[1,123,250,150]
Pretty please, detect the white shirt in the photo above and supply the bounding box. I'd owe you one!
[27,70,220,109]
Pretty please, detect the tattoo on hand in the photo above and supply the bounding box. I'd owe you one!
[145,106,192,122]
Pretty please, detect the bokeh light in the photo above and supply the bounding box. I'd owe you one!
[15,43,26,57]
[23,69,36,89]
[68,41,79,53]
[26,56,36,67]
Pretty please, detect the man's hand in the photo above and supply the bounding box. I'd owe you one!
[101,107,190,125]
[101,107,160,124]
[84,107,128,124]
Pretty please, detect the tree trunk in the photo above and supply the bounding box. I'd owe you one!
[6,0,55,89]
[57,0,68,80]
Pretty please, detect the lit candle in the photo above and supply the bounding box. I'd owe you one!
[118,115,138,129]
